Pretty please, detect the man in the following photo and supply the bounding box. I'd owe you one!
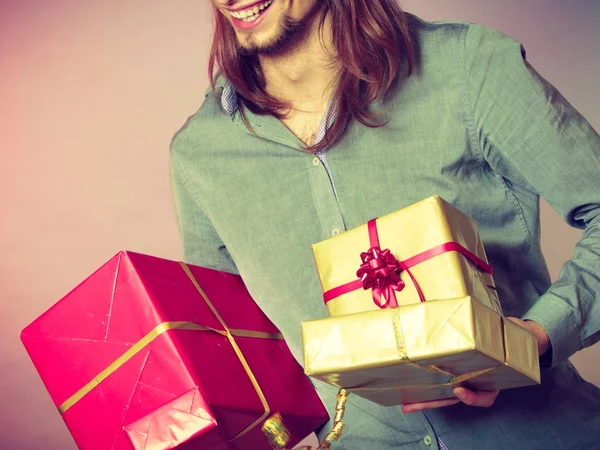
[170,0,600,448]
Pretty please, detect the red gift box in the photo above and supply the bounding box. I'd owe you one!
[21,251,329,450]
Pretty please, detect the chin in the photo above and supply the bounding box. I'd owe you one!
[238,18,305,56]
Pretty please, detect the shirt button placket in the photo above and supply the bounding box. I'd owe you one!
[308,155,345,239]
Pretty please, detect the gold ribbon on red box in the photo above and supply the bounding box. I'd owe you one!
[58,262,285,445]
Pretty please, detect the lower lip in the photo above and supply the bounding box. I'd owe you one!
[230,4,272,31]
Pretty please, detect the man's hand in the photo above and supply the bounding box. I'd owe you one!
[401,318,550,414]
[401,387,498,413]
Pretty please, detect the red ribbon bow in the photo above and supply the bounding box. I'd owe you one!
[322,218,494,310]
[356,246,404,308]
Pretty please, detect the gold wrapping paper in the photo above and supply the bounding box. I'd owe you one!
[302,296,540,406]
[312,195,502,317]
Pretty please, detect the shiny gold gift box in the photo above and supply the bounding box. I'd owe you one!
[312,196,502,317]
[302,296,540,406]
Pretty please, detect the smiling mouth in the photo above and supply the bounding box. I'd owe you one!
[228,0,273,22]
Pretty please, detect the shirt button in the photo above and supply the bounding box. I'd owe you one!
[331,228,341,236]
[423,435,432,446]
[312,157,320,166]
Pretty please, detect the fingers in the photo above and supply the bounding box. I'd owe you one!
[402,388,500,413]
[401,397,461,414]
[453,387,499,407]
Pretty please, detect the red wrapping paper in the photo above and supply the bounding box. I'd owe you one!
[21,251,329,450]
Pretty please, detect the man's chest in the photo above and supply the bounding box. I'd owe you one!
[279,109,327,147]
[194,112,489,240]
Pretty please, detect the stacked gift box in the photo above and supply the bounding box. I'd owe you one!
[21,251,329,449]
[302,195,541,406]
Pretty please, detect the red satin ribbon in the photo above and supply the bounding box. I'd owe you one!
[323,219,493,307]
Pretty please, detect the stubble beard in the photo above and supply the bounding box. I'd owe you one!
[236,7,320,57]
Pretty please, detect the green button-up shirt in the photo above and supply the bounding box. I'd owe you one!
[170,15,600,449]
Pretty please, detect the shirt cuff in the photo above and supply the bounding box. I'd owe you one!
[521,293,582,369]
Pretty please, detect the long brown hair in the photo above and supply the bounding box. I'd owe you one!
[208,0,414,153]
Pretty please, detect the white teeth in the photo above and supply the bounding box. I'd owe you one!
[229,0,272,20]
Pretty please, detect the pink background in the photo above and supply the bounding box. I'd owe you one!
[1,1,598,448]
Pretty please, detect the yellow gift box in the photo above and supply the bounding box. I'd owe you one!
[302,296,540,406]
[312,195,502,316]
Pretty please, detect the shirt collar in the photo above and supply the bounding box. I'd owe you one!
[220,81,239,116]
[215,79,338,149]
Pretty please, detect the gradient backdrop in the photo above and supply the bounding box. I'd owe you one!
[1,1,599,449]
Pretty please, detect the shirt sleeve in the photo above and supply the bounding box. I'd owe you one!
[464,23,600,367]
[169,152,239,275]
